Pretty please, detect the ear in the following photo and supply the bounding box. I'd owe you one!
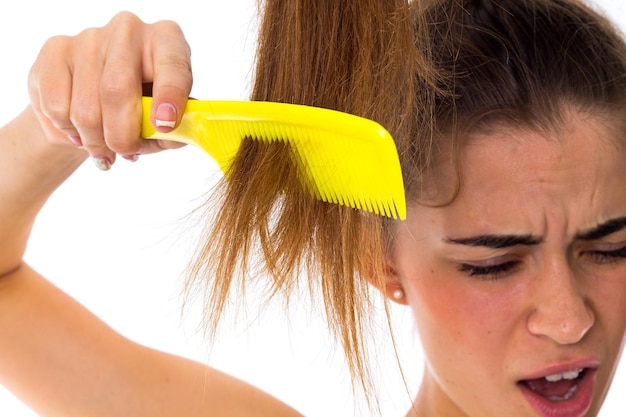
[366,256,408,305]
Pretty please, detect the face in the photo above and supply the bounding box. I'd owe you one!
[391,114,626,417]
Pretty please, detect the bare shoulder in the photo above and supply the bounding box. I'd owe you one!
[0,264,304,417]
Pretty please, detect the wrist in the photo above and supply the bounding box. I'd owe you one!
[0,106,87,270]
[0,264,23,281]
[2,106,87,203]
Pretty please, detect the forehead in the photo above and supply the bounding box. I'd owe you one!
[468,127,606,186]
[410,114,626,237]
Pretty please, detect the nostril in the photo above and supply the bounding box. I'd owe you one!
[527,301,594,345]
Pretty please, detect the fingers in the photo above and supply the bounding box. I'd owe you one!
[99,13,146,161]
[28,36,78,144]
[70,28,116,166]
[145,19,193,134]
[28,12,193,170]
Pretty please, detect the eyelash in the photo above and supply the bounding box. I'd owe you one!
[458,245,626,280]
[458,261,519,280]
[584,245,626,263]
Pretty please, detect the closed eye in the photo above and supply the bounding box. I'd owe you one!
[458,260,520,280]
[584,245,626,264]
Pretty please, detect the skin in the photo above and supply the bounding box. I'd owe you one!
[2,10,625,417]
[387,114,626,416]
[0,12,302,417]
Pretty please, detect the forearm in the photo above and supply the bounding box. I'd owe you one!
[0,264,302,417]
[0,106,86,274]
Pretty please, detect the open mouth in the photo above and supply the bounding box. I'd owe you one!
[518,367,596,417]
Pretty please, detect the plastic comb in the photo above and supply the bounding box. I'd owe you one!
[141,97,406,219]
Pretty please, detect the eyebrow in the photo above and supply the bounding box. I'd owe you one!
[445,216,626,248]
[445,234,543,249]
[576,216,626,241]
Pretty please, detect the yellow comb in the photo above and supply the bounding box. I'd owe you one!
[141,97,406,219]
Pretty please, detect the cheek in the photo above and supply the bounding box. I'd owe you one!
[403,263,525,375]
[588,272,626,355]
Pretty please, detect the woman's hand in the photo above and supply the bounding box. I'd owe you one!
[27,11,193,170]
[0,11,194,274]
[0,15,305,416]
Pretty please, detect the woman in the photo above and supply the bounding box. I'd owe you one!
[1,0,625,416]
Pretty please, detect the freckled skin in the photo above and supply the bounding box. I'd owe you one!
[393,114,626,417]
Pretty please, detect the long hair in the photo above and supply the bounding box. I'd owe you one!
[186,0,626,410]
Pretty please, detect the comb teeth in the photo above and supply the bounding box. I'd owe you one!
[141,98,406,219]
[199,120,404,219]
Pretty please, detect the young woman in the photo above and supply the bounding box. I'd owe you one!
[1,0,625,416]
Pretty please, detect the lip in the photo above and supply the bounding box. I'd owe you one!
[517,359,600,417]
[519,358,601,381]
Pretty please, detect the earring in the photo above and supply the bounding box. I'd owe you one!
[392,288,405,300]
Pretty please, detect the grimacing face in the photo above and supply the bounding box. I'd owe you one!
[390,113,626,417]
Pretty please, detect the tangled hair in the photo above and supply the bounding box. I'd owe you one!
[186,0,421,403]
[185,0,626,410]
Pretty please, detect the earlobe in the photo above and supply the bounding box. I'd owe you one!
[382,260,409,305]
[391,287,405,302]
[387,282,408,305]
[368,258,409,305]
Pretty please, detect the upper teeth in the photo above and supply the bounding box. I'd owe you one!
[545,368,583,382]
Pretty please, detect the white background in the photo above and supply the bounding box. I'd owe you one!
[1,1,625,416]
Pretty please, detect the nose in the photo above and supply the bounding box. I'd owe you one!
[526,259,595,345]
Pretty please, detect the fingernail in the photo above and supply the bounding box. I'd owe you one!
[155,102,177,129]
[68,135,83,147]
[92,156,112,171]
[122,153,140,162]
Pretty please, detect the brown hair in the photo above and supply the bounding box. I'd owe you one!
[409,0,626,199]
[185,0,626,410]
